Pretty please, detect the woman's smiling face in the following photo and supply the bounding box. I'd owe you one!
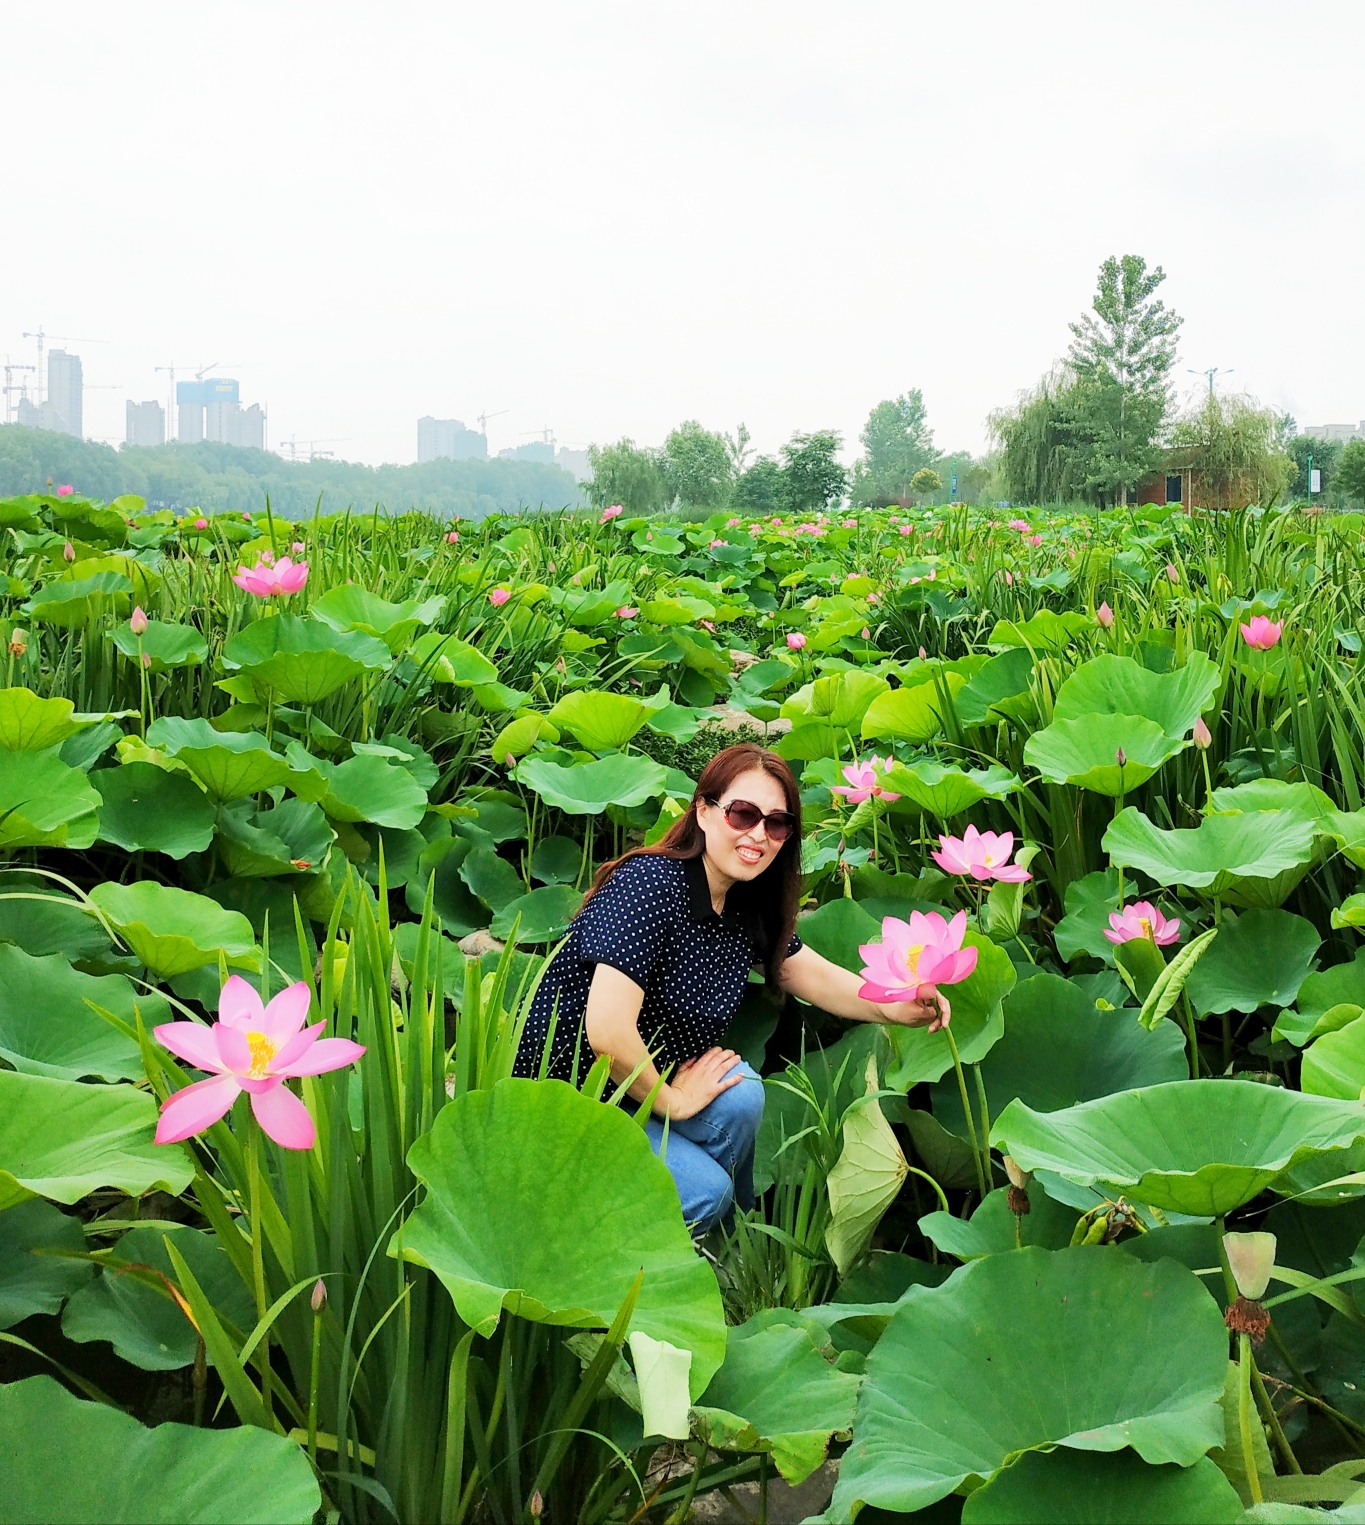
[696,767,789,884]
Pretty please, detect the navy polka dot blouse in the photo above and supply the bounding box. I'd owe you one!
[512,853,802,1086]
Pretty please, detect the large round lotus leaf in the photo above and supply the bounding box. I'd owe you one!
[459,846,525,912]
[146,716,295,802]
[408,629,499,685]
[1103,807,1318,907]
[112,618,208,672]
[1274,949,1365,1046]
[531,834,582,884]
[396,1078,727,1396]
[988,609,1090,653]
[215,798,334,879]
[0,1375,320,1523]
[884,934,1017,1091]
[313,753,428,829]
[405,838,488,935]
[87,881,256,978]
[311,586,444,650]
[783,671,891,731]
[0,687,85,750]
[491,884,583,943]
[692,1319,862,1486]
[94,762,217,858]
[62,1225,254,1371]
[1023,714,1183,794]
[0,944,166,1081]
[25,570,132,625]
[991,1079,1365,1216]
[860,674,965,744]
[826,1246,1227,1520]
[960,1449,1241,1525]
[0,750,102,850]
[1185,908,1320,1017]
[0,1072,194,1211]
[222,614,391,703]
[930,972,1186,1138]
[548,690,650,752]
[1052,652,1220,739]
[0,1199,92,1328]
[878,759,1021,819]
[515,754,669,814]
[0,876,113,964]
[1301,1019,1365,1100]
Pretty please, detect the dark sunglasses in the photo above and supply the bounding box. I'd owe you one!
[704,796,798,843]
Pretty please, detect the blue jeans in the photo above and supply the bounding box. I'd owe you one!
[644,1062,764,1234]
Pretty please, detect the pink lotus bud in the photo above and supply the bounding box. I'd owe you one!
[918,646,927,659]
[311,1278,327,1313]
[1166,563,1179,583]
[140,651,152,669]
[860,627,871,639]
[1193,716,1212,750]
[130,606,149,635]
[292,541,305,553]
[193,517,209,530]
[241,511,252,521]
[56,484,74,497]
[446,530,459,543]
[62,541,75,562]
[1096,602,1114,628]
[786,632,806,651]
[1115,747,1127,769]
[488,588,512,607]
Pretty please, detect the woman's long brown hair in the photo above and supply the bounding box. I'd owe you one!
[583,742,803,986]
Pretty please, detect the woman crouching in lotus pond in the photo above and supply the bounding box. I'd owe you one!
[512,743,949,1235]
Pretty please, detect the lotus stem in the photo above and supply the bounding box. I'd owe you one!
[972,1063,994,1187]
[1251,1358,1301,1475]
[1238,1333,1263,1503]
[945,1027,988,1201]
[308,1302,323,1470]
[1181,992,1200,1080]
[243,1113,274,1420]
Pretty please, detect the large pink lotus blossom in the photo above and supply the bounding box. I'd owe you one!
[154,976,364,1151]
[233,558,309,597]
[600,504,624,523]
[488,588,512,607]
[832,755,901,804]
[1007,518,1030,532]
[1104,901,1181,947]
[858,910,977,1003]
[57,484,74,497]
[1240,615,1283,650]
[932,823,1031,882]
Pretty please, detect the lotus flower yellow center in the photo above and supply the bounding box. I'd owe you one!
[903,944,924,976]
[246,1031,278,1078]
[1139,917,1154,939]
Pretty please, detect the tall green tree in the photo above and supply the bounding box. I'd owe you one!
[853,391,937,503]
[731,456,783,514]
[1335,439,1365,506]
[780,430,847,514]
[1067,254,1183,505]
[1284,431,1342,500]
[1170,392,1293,510]
[663,420,733,509]
[585,438,671,516]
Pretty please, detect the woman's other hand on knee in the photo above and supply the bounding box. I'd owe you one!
[665,1047,743,1121]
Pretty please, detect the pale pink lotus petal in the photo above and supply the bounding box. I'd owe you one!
[214,1023,252,1075]
[990,863,1033,883]
[832,785,872,803]
[276,1036,367,1077]
[258,982,313,1044]
[156,1074,240,1143]
[269,1020,328,1073]
[153,1021,228,1073]
[250,1081,316,1150]
[858,979,917,1002]
[217,974,265,1029]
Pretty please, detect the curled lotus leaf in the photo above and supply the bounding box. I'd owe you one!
[1051,651,1220,739]
[548,689,651,752]
[0,750,103,850]
[223,614,391,704]
[87,880,257,978]
[514,754,669,814]
[1024,714,1184,795]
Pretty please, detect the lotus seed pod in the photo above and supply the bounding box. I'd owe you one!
[1224,1230,1276,1301]
[7,628,27,657]
[1003,1155,1030,1190]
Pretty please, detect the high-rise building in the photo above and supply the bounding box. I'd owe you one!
[15,397,67,432]
[126,399,166,447]
[418,416,488,463]
[556,447,591,482]
[498,440,554,464]
[205,399,266,449]
[177,380,204,442]
[46,349,82,437]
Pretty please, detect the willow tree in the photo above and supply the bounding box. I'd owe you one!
[1171,393,1293,510]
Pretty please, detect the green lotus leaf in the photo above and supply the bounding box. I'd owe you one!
[353,823,426,887]
[987,608,1091,653]
[0,1072,194,1211]
[531,835,582,885]
[146,716,298,802]
[0,749,102,850]
[292,748,429,829]
[783,671,890,730]
[919,1177,1082,1261]
[447,792,527,847]
[94,762,217,858]
[514,754,669,814]
[860,673,966,744]
[405,838,488,935]
[548,689,651,752]
[0,1199,93,1329]
[310,586,445,651]
[884,934,1016,1091]
[692,1319,862,1486]
[1103,806,1318,907]
[1275,949,1365,1046]
[825,1056,909,1276]
[489,712,559,762]
[0,875,113,964]
[62,1225,254,1371]
[992,1079,1365,1216]
[0,944,166,1082]
[0,1375,320,1523]
[1052,869,1123,964]
[1185,908,1320,1016]
[955,647,1036,726]
[112,618,208,672]
[460,846,525,912]
[491,884,583,943]
[930,972,1186,1139]
[1052,651,1220,739]
[223,614,391,703]
[1301,1019,1365,1100]
[795,898,881,973]
[395,1078,727,1396]
[826,1246,1227,1519]
[87,881,257,978]
[960,1449,1241,1525]
[409,629,500,685]
[0,687,87,750]
[1024,713,1184,794]
[25,570,132,626]
[878,759,1021,819]
[641,594,711,624]
[215,798,334,878]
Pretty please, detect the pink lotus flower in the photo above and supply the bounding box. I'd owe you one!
[842,519,858,529]
[193,517,209,530]
[1007,518,1030,532]
[1096,602,1114,628]
[1024,534,1043,548]
[709,539,725,548]
[932,824,1031,882]
[57,484,74,497]
[699,619,716,632]
[614,605,638,619]
[154,976,365,1151]
[445,530,459,543]
[1103,901,1181,947]
[233,557,309,597]
[488,587,512,607]
[242,512,252,521]
[600,504,624,523]
[130,606,149,635]
[1003,570,1014,586]
[833,755,901,804]
[858,910,978,1003]
[1165,563,1179,583]
[786,632,806,650]
[1241,615,1282,650]
[899,525,912,536]
[726,518,741,528]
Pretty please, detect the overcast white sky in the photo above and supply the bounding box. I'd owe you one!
[2,2,1362,468]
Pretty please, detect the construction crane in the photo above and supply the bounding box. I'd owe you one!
[2,360,36,425]
[278,436,351,462]
[20,328,107,404]
[477,409,508,439]
[154,362,187,438]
